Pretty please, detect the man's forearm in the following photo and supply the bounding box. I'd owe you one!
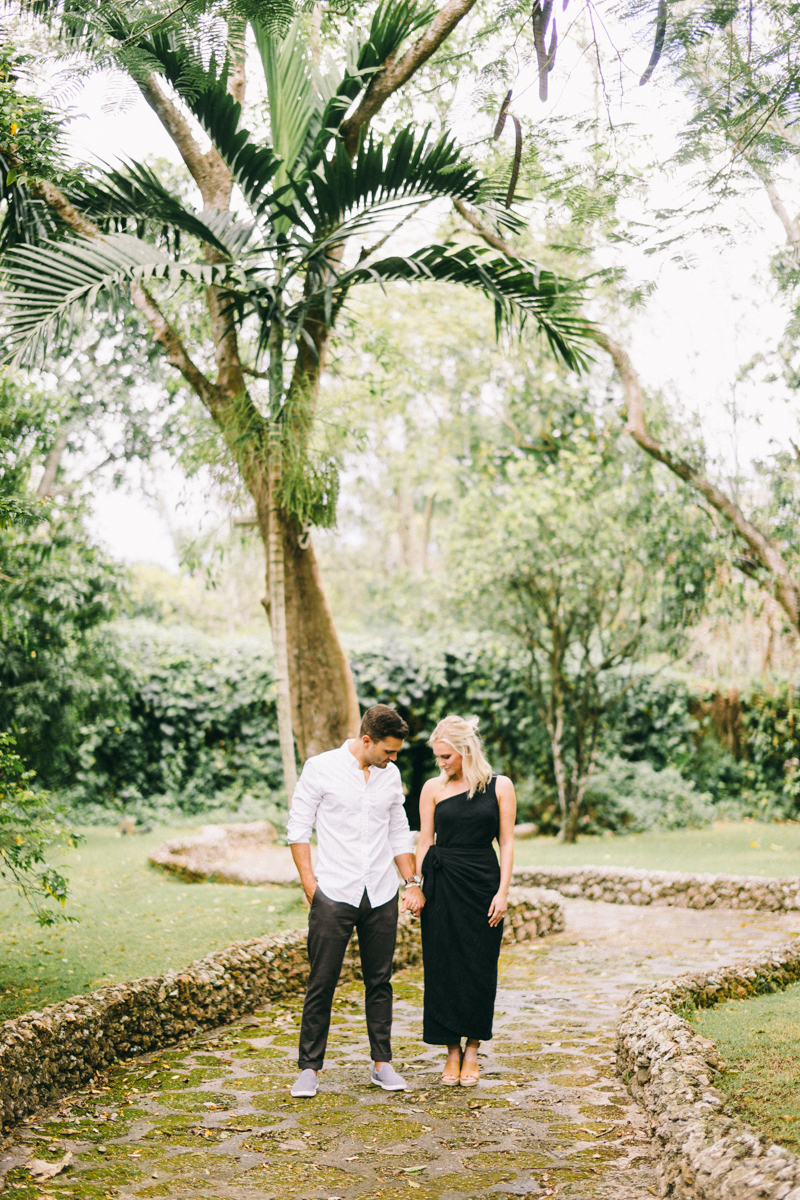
[394,853,416,880]
[290,843,317,901]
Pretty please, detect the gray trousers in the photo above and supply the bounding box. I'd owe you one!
[298,887,398,1070]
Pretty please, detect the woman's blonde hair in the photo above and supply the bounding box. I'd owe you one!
[429,714,493,798]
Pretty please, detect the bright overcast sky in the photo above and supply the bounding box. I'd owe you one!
[50,6,799,569]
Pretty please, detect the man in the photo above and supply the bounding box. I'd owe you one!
[287,704,425,1099]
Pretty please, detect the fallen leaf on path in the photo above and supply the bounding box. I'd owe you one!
[26,1151,73,1180]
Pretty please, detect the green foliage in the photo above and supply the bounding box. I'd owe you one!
[446,415,716,839]
[0,39,79,251]
[68,623,284,818]
[27,616,800,833]
[581,757,715,834]
[739,681,800,806]
[0,732,79,925]
[0,4,596,547]
[0,376,125,784]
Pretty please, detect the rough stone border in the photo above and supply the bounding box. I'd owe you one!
[513,864,800,912]
[0,886,563,1129]
[616,942,800,1199]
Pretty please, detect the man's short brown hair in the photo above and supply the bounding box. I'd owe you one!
[360,704,409,742]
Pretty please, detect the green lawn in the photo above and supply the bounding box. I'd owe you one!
[512,821,800,878]
[693,983,800,1152]
[0,826,305,1021]
[4,821,800,1028]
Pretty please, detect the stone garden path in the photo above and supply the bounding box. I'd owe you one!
[5,899,800,1200]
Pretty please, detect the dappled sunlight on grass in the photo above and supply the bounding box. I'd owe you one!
[513,821,800,877]
[694,981,800,1151]
[0,826,305,1019]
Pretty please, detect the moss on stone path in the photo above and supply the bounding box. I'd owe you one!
[4,898,800,1199]
[693,980,800,1154]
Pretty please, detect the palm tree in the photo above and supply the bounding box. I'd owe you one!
[1,2,594,790]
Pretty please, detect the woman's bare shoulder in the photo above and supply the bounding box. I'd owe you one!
[495,774,516,797]
[419,777,440,802]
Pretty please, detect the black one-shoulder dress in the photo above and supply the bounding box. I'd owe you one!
[420,776,503,1044]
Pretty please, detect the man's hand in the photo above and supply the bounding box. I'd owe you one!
[401,884,425,917]
[303,880,318,906]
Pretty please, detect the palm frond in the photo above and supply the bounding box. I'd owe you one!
[135,31,281,218]
[278,127,481,239]
[78,161,255,257]
[309,0,437,164]
[0,158,58,253]
[253,17,321,190]
[340,243,596,371]
[1,233,228,365]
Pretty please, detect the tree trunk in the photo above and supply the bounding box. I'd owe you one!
[561,800,580,844]
[547,700,571,840]
[267,324,298,796]
[282,521,361,759]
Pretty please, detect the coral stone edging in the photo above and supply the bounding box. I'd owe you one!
[616,942,800,1199]
[0,886,563,1129]
[513,864,800,912]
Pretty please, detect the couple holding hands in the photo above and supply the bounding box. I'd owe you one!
[287,705,516,1097]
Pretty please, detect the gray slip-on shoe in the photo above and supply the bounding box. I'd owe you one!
[370,1063,407,1091]
[291,1069,319,1098]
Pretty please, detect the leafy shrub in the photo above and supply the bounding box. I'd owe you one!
[28,620,800,832]
[0,376,124,787]
[0,733,79,924]
[581,757,716,833]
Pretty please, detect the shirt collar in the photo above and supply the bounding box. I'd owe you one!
[341,739,363,770]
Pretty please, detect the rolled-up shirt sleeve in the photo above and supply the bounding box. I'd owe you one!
[387,774,414,857]
[286,760,321,844]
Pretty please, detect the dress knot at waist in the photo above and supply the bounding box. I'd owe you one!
[421,845,499,903]
[426,845,496,865]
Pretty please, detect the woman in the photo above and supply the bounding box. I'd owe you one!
[416,715,516,1086]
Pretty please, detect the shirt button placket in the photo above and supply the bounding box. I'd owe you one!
[361,772,368,898]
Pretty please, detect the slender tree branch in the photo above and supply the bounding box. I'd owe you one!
[596,331,800,633]
[451,198,800,636]
[36,427,68,498]
[340,0,480,155]
[130,281,222,410]
[119,1,194,43]
[759,171,800,251]
[357,201,431,262]
[453,197,512,253]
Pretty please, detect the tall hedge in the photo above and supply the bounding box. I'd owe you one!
[29,620,800,828]
[69,623,283,813]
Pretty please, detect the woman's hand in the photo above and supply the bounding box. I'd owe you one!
[488,891,508,927]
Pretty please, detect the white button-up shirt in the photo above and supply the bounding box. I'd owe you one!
[286,740,414,907]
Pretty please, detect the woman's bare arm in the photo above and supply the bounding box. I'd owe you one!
[415,779,437,876]
[488,775,517,927]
